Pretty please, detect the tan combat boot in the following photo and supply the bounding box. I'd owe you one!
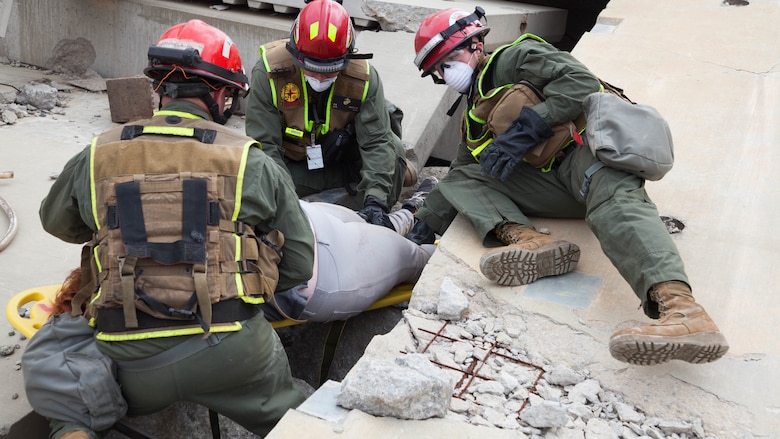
[479,223,580,286]
[609,281,729,365]
[403,160,418,187]
[61,431,91,439]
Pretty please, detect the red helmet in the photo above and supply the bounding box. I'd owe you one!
[286,0,356,73]
[414,7,490,77]
[145,19,248,93]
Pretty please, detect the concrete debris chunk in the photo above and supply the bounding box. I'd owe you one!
[437,277,468,320]
[616,401,644,423]
[15,83,58,110]
[586,417,619,439]
[568,378,602,405]
[337,353,454,420]
[546,364,585,386]
[1,89,16,104]
[1,108,17,125]
[497,370,520,394]
[519,400,569,429]
[657,419,693,435]
[105,76,154,123]
[473,380,504,396]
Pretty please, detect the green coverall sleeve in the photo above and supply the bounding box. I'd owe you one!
[353,66,404,206]
[493,40,601,125]
[240,148,315,291]
[245,59,289,172]
[39,146,96,244]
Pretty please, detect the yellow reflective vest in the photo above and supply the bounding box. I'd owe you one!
[73,111,284,341]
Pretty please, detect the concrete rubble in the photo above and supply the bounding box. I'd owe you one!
[2,0,779,438]
[337,353,453,420]
[0,59,98,126]
[338,276,720,438]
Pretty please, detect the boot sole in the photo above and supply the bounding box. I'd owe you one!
[609,332,729,365]
[479,242,580,286]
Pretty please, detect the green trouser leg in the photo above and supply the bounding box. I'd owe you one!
[437,160,586,245]
[436,144,688,306]
[98,312,305,437]
[559,145,688,305]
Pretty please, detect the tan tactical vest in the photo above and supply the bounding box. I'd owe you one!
[73,112,284,341]
[464,35,586,171]
[260,40,370,161]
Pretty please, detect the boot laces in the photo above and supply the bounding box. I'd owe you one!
[495,223,529,245]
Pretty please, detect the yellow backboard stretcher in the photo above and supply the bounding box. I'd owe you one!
[6,284,413,338]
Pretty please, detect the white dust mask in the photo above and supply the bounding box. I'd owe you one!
[305,74,337,93]
[442,61,475,94]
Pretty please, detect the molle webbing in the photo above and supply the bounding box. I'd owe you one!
[464,79,585,170]
[81,114,282,339]
[113,178,212,332]
[262,41,369,160]
[114,179,211,265]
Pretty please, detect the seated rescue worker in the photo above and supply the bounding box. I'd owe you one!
[408,7,729,366]
[245,0,416,226]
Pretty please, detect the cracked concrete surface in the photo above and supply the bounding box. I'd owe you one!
[273,0,780,436]
[1,0,779,437]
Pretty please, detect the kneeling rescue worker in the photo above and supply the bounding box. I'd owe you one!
[34,19,315,439]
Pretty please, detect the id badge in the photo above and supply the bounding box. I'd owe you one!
[306,144,324,170]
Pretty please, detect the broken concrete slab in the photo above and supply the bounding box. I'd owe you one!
[105,76,154,123]
[45,37,96,77]
[14,83,57,110]
[338,353,453,420]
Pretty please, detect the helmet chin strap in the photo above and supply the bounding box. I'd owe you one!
[153,79,240,125]
[200,89,240,125]
[201,93,226,125]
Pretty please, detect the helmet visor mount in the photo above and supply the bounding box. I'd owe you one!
[286,39,349,74]
[414,6,487,78]
[299,56,347,74]
[146,46,249,96]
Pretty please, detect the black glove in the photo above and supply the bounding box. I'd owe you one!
[357,197,394,230]
[479,106,554,181]
[404,218,436,245]
[321,123,357,166]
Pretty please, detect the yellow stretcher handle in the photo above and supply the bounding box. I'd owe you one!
[6,284,414,336]
[5,284,60,339]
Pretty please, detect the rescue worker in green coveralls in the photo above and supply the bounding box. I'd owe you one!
[34,20,312,439]
[245,0,416,228]
[407,7,729,366]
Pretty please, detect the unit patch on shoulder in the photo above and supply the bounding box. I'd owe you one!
[281,83,301,105]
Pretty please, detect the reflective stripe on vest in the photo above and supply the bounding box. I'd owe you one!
[464,34,547,158]
[80,113,283,341]
[261,40,369,145]
[464,34,586,172]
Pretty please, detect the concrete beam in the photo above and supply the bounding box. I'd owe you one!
[0,0,565,168]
